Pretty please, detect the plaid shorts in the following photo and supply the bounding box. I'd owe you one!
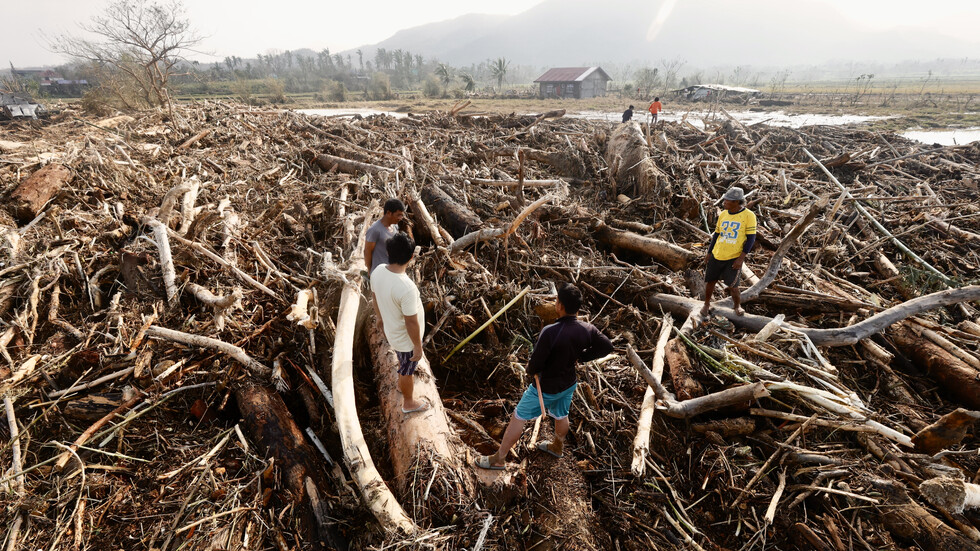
[395,351,419,376]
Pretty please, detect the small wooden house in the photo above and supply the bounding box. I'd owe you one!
[534,67,611,99]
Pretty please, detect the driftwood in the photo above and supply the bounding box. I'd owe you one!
[874,479,977,551]
[450,194,554,253]
[483,147,586,178]
[7,163,71,223]
[604,122,661,196]
[593,222,697,271]
[236,383,345,549]
[328,204,415,534]
[420,184,482,239]
[306,150,395,176]
[653,285,980,347]
[632,314,672,476]
[626,344,770,419]
[889,322,980,409]
[367,321,476,516]
[666,337,704,401]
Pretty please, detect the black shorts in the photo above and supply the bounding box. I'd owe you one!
[705,255,741,287]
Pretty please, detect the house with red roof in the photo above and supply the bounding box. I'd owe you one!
[533,67,611,99]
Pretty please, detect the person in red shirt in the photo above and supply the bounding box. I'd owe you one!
[648,97,663,125]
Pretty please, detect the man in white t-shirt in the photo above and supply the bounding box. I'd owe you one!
[370,232,428,414]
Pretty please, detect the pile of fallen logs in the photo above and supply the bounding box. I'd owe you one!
[0,99,978,550]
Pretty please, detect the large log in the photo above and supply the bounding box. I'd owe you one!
[593,222,697,271]
[889,322,980,410]
[603,122,661,196]
[873,479,977,551]
[7,163,71,224]
[666,337,704,401]
[367,321,475,520]
[626,345,770,419]
[328,203,416,533]
[305,150,395,176]
[236,383,345,550]
[420,184,482,239]
[650,285,980,347]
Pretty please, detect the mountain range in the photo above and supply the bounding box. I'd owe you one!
[345,0,980,69]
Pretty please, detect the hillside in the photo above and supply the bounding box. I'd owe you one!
[343,0,979,67]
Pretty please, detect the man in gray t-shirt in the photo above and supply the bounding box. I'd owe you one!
[364,198,406,274]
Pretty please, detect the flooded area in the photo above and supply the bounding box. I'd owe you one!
[297,107,408,118]
[574,109,889,128]
[297,107,979,145]
[900,128,980,146]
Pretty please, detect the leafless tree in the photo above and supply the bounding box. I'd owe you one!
[49,0,201,114]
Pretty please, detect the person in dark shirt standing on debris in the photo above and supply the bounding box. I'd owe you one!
[476,283,613,469]
[702,186,757,318]
[622,105,634,123]
[364,198,405,275]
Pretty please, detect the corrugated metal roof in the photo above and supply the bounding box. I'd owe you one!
[534,67,611,83]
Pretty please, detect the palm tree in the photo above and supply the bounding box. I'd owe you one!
[490,57,509,93]
[374,48,387,72]
[460,73,476,92]
[356,49,363,72]
[435,63,453,96]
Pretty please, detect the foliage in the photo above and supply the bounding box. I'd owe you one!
[264,78,287,104]
[422,76,442,98]
[231,78,254,104]
[490,57,509,93]
[460,73,476,92]
[368,72,393,100]
[329,80,348,102]
[49,0,201,113]
[435,64,453,96]
[635,67,659,95]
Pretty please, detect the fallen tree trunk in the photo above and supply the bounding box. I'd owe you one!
[483,147,586,178]
[328,203,416,534]
[666,337,705,401]
[889,322,980,409]
[632,315,672,477]
[593,222,697,271]
[367,321,476,520]
[650,285,980,347]
[7,163,71,224]
[873,479,977,551]
[420,184,482,239]
[604,122,661,196]
[236,383,345,550]
[627,345,770,419]
[305,150,396,176]
[450,193,554,253]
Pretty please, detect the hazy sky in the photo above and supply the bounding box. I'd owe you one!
[5,0,979,68]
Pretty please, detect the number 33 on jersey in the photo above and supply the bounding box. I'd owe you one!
[711,209,757,261]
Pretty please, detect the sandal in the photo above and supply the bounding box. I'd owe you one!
[474,455,505,470]
[536,441,563,458]
[401,400,430,415]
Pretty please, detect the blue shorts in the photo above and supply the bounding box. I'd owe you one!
[395,351,418,376]
[514,383,577,421]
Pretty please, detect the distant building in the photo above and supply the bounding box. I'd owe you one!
[674,84,761,102]
[534,67,611,99]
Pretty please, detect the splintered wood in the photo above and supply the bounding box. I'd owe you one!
[0,100,978,551]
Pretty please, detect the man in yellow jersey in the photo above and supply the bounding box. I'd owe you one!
[701,187,756,317]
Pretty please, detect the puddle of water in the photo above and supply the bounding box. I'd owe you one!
[900,128,980,146]
[572,109,888,128]
[296,108,407,118]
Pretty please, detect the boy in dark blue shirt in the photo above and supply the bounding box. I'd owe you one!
[476,284,613,469]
